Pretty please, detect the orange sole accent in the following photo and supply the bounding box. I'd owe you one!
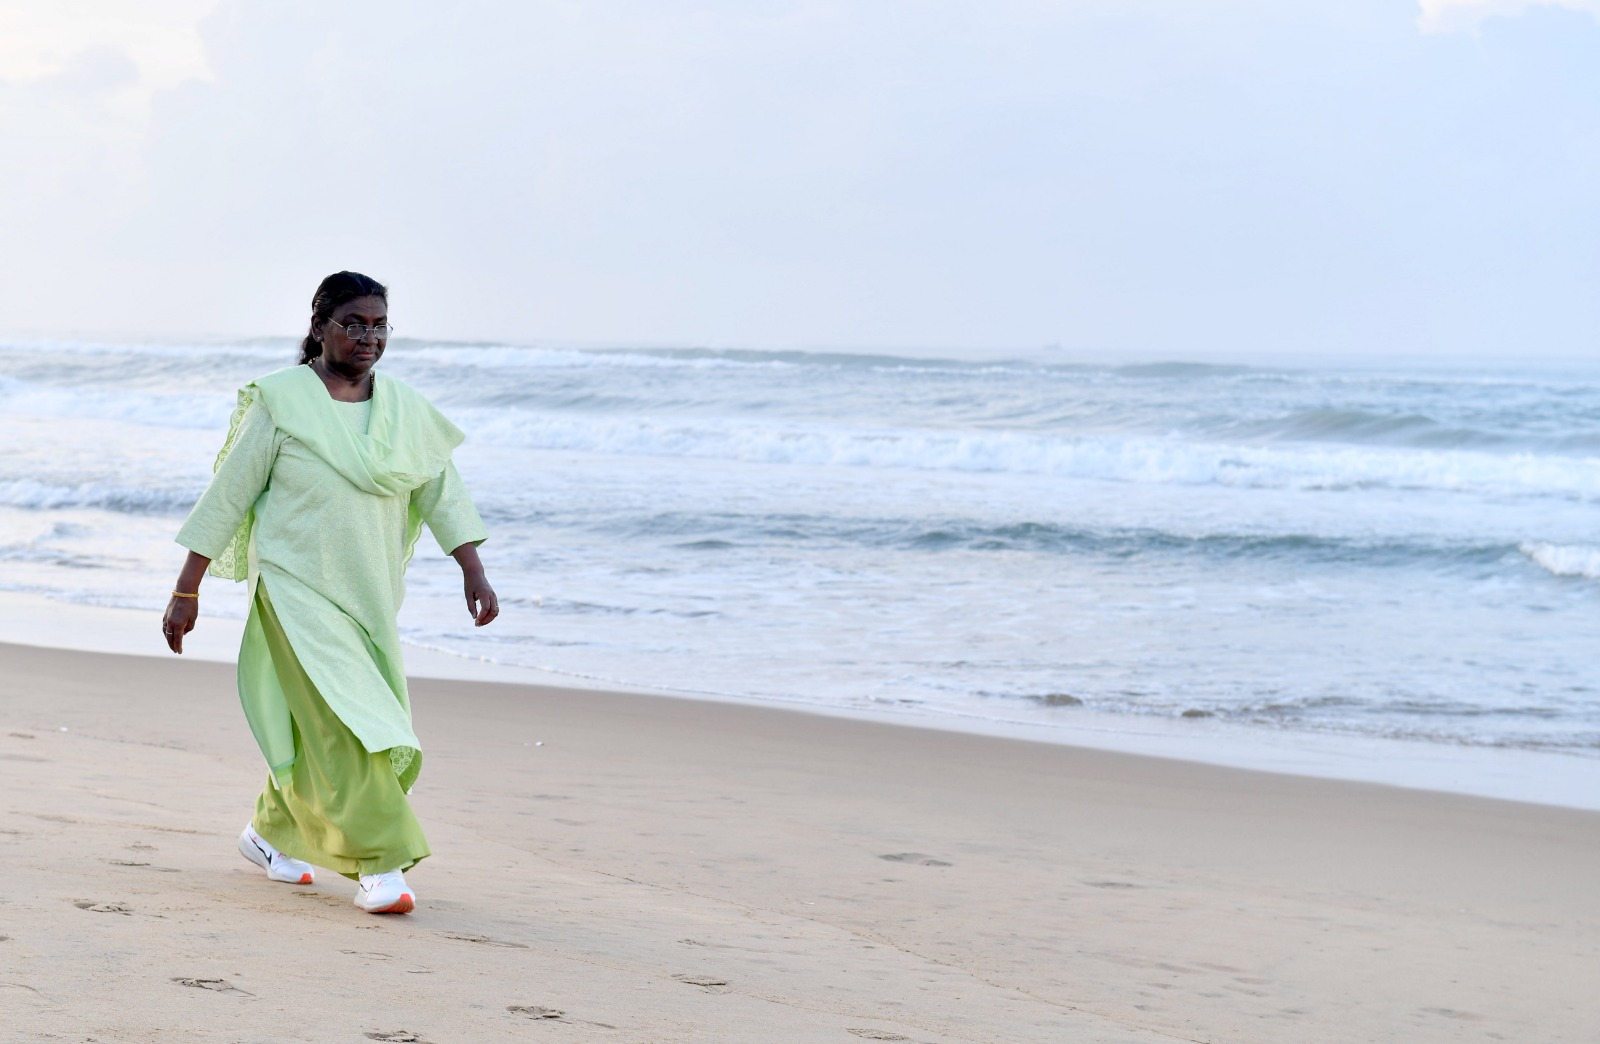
[369,893,414,915]
[298,873,313,885]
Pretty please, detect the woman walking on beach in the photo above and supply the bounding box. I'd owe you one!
[161,271,497,914]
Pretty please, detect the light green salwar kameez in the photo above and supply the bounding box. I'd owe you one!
[176,366,486,878]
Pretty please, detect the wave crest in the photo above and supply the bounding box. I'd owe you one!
[468,413,1600,500]
[1520,542,1600,580]
[0,479,196,515]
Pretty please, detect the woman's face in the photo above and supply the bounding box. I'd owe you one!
[315,295,389,377]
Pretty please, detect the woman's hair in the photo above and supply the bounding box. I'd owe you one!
[298,271,389,364]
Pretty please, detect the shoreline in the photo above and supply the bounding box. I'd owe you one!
[2,587,1595,811]
[4,639,1597,1042]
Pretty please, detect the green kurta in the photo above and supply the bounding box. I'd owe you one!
[176,365,486,873]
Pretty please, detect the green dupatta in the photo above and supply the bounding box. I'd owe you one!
[207,364,465,581]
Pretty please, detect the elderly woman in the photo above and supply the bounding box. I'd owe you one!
[162,271,497,915]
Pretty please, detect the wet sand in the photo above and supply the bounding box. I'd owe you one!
[2,641,1596,1043]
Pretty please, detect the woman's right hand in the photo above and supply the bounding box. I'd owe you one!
[162,595,199,654]
[164,551,213,654]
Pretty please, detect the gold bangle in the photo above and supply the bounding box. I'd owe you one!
[170,590,199,599]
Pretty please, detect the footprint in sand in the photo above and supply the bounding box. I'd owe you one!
[72,900,132,915]
[107,860,182,873]
[439,932,529,949]
[507,1005,564,1020]
[673,974,730,993]
[878,853,952,867]
[847,1031,910,1041]
[172,977,254,997]
[366,1032,431,1043]
[1421,1008,1483,1022]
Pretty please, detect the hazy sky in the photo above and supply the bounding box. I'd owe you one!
[0,0,1595,360]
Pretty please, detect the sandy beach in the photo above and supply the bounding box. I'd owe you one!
[2,640,1597,1043]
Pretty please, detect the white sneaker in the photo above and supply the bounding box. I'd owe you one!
[354,870,416,914]
[238,823,315,885]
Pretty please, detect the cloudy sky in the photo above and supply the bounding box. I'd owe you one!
[0,0,1595,360]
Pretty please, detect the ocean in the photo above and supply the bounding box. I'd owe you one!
[2,338,1597,767]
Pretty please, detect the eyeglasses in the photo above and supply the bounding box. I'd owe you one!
[326,319,394,340]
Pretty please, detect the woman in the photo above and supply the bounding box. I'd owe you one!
[163,271,497,915]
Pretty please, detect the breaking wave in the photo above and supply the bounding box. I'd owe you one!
[1520,542,1600,581]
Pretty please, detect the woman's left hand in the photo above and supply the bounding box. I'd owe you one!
[449,541,499,626]
[464,572,499,626]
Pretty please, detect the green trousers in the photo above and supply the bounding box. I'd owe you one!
[250,581,430,879]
